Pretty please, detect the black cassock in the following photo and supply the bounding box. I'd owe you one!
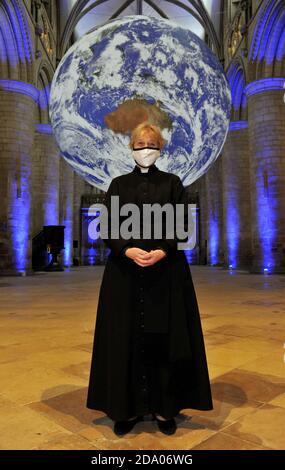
[86,163,213,421]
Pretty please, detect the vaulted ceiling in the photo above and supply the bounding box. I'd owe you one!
[58,0,223,58]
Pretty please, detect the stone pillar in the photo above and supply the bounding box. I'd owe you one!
[59,157,74,267]
[32,124,60,236]
[205,156,224,266]
[245,78,285,273]
[0,80,37,275]
[73,172,86,265]
[183,184,199,265]
[222,121,252,269]
[197,173,208,265]
[73,173,85,248]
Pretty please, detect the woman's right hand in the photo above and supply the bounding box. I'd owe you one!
[125,247,152,266]
[125,247,165,267]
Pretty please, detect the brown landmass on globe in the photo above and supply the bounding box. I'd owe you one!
[104,97,172,133]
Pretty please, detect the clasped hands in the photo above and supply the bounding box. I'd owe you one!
[124,247,166,267]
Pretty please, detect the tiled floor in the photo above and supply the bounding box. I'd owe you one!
[0,265,284,450]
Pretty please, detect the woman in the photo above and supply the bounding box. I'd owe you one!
[86,122,213,436]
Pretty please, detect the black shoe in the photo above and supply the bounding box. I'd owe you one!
[152,413,177,435]
[113,415,144,436]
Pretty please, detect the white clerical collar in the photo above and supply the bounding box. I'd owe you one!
[133,164,158,175]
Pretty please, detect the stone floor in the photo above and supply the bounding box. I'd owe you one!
[0,265,285,450]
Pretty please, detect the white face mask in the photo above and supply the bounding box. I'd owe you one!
[132,147,160,168]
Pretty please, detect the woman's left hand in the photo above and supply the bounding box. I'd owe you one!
[133,249,166,267]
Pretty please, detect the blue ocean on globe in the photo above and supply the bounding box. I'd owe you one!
[49,15,232,191]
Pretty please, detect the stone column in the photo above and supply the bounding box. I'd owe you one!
[197,173,208,265]
[59,157,74,267]
[245,78,285,273]
[32,124,60,236]
[0,80,37,275]
[183,184,199,265]
[73,172,86,265]
[222,121,252,269]
[205,156,224,266]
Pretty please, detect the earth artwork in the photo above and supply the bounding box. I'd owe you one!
[49,15,232,191]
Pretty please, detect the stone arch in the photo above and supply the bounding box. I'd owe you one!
[36,61,54,124]
[226,57,248,121]
[249,0,285,79]
[0,18,9,78]
[0,0,34,81]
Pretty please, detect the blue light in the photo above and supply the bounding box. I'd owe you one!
[243,78,284,274]
[249,0,285,63]
[232,70,246,110]
[62,208,73,267]
[229,120,248,131]
[0,79,38,273]
[0,0,34,63]
[9,159,31,272]
[44,196,58,227]
[38,84,51,110]
[276,27,285,60]
[0,79,38,100]
[88,247,97,265]
[209,213,219,265]
[255,168,276,273]
[87,210,100,265]
[35,124,53,134]
[241,92,247,109]
[0,80,51,110]
[226,199,239,270]
[226,62,246,111]
[249,0,275,60]
[63,225,72,266]
[260,3,283,63]
[245,77,285,97]
[0,21,18,68]
[184,243,196,264]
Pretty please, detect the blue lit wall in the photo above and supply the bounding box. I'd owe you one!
[0,80,38,273]
[209,210,219,265]
[245,77,285,273]
[0,0,34,64]
[88,210,100,264]
[255,167,276,272]
[226,61,247,111]
[226,198,240,269]
[0,0,35,273]
[249,0,285,64]
[62,203,73,267]
[226,121,249,270]
[226,0,285,274]
[224,61,247,269]
[9,164,31,272]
